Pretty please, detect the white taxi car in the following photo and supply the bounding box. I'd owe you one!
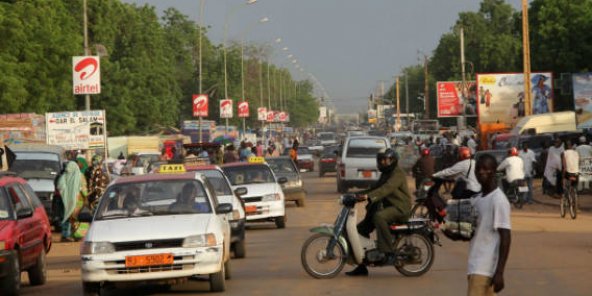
[79,166,232,294]
[221,159,287,228]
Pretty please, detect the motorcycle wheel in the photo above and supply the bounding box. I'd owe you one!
[393,233,434,277]
[301,233,346,279]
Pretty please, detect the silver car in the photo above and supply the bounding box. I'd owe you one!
[335,136,390,193]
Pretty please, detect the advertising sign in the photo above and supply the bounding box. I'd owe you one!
[257,107,267,121]
[437,81,477,117]
[46,110,106,150]
[279,112,287,122]
[476,72,553,126]
[238,101,249,118]
[220,99,233,119]
[266,110,275,122]
[73,56,101,94]
[573,73,592,128]
[192,94,208,117]
[368,109,377,119]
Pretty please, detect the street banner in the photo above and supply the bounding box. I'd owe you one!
[437,81,477,117]
[279,112,287,122]
[274,111,281,123]
[266,110,275,122]
[238,101,249,118]
[220,99,233,119]
[46,110,107,150]
[476,72,553,126]
[257,107,267,121]
[73,56,101,94]
[192,94,208,117]
[573,73,592,128]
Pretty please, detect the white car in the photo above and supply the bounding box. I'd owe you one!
[79,169,232,294]
[221,162,287,228]
[336,136,390,193]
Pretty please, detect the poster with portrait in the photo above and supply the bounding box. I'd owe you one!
[476,72,553,126]
[573,73,592,129]
[437,81,477,117]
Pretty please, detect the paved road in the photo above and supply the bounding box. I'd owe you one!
[20,170,592,296]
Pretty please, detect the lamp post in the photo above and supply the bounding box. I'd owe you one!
[198,0,205,143]
[223,0,257,135]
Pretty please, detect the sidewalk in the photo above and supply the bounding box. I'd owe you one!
[531,179,592,211]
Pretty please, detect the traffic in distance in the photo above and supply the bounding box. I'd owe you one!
[2,0,592,295]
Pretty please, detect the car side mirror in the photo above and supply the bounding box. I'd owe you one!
[16,208,33,219]
[234,187,248,196]
[78,211,93,223]
[277,177,288,184]
[216,203,233,214]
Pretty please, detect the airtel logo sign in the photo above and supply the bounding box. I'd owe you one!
[74,57,98,80]
[72,56,101,94]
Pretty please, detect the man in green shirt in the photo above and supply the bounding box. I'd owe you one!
[346,148,412,276]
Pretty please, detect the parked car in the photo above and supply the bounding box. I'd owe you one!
[318,145,339,177]
[185,165,247,258]
[336,136,390,193]
[0,172,52,296]
[79,168,232,294]
[9,144,65,226]
[265,157,306,207]
[305,139,324,157]
[282,146,315,172]
[221,161,287,228]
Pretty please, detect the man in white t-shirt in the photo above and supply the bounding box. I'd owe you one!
[468,154,512,295]
[497,147,525,197]
[519,143,537,204]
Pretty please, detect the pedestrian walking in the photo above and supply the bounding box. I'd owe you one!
[57,161,87,242]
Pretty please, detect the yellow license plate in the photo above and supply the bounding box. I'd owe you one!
[125,253,173,268]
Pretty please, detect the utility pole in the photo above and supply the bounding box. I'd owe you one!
[460,26,467,130]
[396,76,401,132]
[522,0,532,116]
[405,74,409,127]
[423,55,430,119]
[198,0,205,143]
[83,0,90,111]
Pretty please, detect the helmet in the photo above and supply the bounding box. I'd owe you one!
[421,148,430,156]
[376,148,398,173]
[580,136,587,144]
[458,146,471,160]
[509,147,519,156]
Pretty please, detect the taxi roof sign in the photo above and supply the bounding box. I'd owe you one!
[159,164,186,173]
[247,156,265,164]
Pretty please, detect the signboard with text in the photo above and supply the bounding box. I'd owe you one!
[437,81,477,117]
[72,56,101,94]
[238,101,249,118]
[46,110,107,150]
[220,99,233,119]
[192,94,208,117]
[573,73,592,128]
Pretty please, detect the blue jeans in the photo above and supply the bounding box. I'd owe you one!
[61,220,71,238]
[525,176,533,203]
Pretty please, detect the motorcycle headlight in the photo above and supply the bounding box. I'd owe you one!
[183,234,217,248]
[262,193,281,201]
[80,241,115,255]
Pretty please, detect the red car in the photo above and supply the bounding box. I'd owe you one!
[0,172,52,296]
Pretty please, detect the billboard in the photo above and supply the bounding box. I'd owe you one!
[73,56,101,94]
[573,73,592,129]
[220,99,233,119]
[238,101,249,118]
[192,94,208,117]
[437,81,477,117]
[476,72,553,126]
[257,107,267,121]
[46,110,106,150]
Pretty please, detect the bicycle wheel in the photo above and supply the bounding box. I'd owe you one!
[513,188,523,209]
[560,195,567,218]
[569,186,577,219]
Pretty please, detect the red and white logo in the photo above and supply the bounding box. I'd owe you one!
[73,56,101,94]
[257,107,267,121]
[220,99,233,118]
[192,94,208,117]
[266,110,275,122]
[279,112,287,122]
[238,101,249,118]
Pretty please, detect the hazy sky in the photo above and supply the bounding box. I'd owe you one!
[123,0,522,114]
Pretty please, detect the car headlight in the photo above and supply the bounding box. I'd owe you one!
[80,242,115,255]
[183,234,217,248]
[232,209,241,220]
[262,193,281,201]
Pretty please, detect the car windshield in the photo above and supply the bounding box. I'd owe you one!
[197,170,233,196]
[346,138,388,158]
[223,165,275,185]
[11,152,61,179]
[94,180,212,220]
[267,159,297,173]
[0,190,15,220]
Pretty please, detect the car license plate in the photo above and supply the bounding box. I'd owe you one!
[362,170,372,178]
[245,205,257,213]
[518,186,529,193]
[125,253,173,268]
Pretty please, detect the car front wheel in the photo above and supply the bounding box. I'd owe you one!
[82,281,101,296]
[275,216,286,229]
[209,262,226,292]
[0,250,20,296]
[233,240,246,259]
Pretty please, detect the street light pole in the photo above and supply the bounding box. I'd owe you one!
[83,0,90,111]
[198,0,205,143]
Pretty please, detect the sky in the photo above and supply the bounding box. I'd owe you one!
[123,0,523,114]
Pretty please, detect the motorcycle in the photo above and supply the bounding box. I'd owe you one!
[411,178,448,223]
[496,172,527,209]
[301,194,438,279]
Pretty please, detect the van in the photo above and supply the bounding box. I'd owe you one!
[336,136,390,193]
[512,111,577,135]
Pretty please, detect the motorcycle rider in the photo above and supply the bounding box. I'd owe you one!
[431,146,481,199]
[497,147,525,195]
[412,148,435,190]
[346,148,412,276]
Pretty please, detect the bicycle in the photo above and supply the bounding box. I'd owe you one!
[561,174,578,219]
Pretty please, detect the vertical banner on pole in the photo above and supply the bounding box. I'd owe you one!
[220,99,233,118]
[193,94,209,117]
[238,101,249,118]
[257,107,267,121]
